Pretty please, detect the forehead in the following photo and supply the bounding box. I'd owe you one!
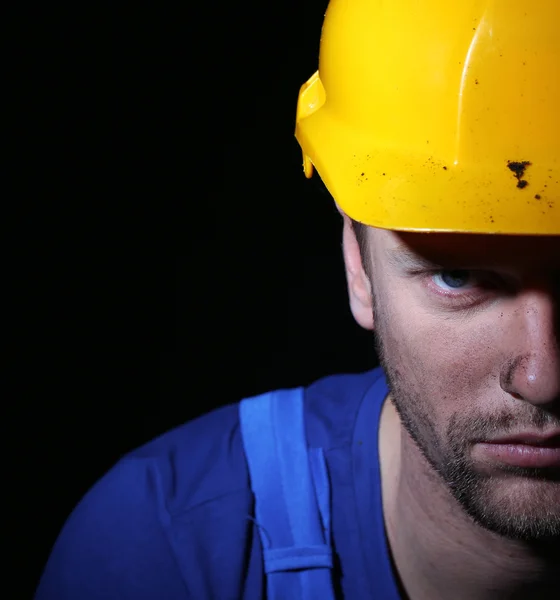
[373,229,560,271]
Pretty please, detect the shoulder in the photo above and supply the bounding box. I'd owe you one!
[122,368,382,515]
[35,369,384,599]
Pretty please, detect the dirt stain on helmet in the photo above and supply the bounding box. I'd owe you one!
[507,160,531,189]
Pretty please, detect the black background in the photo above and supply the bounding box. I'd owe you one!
[13,2,379,595]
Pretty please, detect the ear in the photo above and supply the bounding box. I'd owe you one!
[341,214,375,330]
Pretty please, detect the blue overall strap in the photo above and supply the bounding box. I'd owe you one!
[239,389,336,600]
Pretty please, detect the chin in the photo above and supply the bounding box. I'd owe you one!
[447,464,560,543]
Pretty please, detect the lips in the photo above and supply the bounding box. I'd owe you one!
[477,433,560,468]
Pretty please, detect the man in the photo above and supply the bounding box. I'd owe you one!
[36,0,559,598]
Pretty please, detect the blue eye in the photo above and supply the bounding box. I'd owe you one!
[432,270,473,290]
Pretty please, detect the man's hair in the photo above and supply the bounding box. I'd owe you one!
[351,220,369,264]
[351,219,371,279]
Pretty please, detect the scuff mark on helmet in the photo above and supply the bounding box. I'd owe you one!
[507,160,531,189]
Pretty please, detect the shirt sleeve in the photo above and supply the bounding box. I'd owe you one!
[34,457,190,600]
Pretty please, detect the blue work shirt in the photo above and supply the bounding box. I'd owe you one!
[36,368,401,599]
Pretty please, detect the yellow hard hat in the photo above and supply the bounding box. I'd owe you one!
[295,0,560,234]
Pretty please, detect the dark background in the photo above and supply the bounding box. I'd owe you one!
[14,2,378,595]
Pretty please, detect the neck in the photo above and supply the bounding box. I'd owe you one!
[378,397,560,600]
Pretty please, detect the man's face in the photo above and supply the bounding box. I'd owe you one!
[367,229,560,541]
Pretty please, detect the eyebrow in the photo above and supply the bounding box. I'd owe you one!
[386,243,560,274]
[384,245,448,271]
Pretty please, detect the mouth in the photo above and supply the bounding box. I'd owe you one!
[476,433,560,469]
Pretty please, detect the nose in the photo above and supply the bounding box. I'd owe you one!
[500,292,560,407]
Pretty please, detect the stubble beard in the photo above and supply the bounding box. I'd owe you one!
[373,314,560,544]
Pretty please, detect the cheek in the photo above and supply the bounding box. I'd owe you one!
[382,301,502,421]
